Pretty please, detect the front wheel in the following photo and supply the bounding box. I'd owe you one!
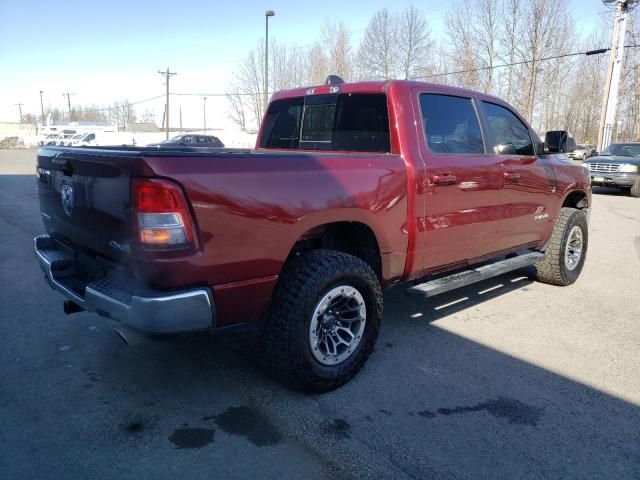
[534,207,588,286]
[261,250,382,392]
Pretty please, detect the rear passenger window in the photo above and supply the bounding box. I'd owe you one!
[482,102,534,155]
[419,94,484,154]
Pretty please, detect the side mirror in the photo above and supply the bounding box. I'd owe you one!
[545,130,576,153]
[536,141,548,156]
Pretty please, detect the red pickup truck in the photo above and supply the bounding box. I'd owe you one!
[35,79,591,391]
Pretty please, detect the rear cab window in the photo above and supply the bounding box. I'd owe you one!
[260,93,390,153]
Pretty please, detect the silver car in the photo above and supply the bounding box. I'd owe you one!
[569,144,596,160]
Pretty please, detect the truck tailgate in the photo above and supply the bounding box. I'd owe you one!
[36,147,141,260]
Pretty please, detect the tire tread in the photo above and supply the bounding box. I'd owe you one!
[260,249,382,392]
[534,207,587,286]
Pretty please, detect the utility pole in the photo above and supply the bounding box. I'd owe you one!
[179,105,183,133]
[264,10,275,114]
[158,67,177,140]
[62,92,74,121]
[15,103,24,123]
[203,97,207,134]
[598,0,639,151]
[39,91,46,126]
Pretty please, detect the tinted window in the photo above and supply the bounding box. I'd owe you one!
[332,93,390,152]
[482,102,534,155]
[601,143,640,157]
[260,93,390,152]
[261,97,304,149]
[419,94,484,154]
[301,103,335,143]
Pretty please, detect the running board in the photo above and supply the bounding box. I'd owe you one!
[406,252,545,298]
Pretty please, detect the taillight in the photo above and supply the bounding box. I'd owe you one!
[132,178,196,251]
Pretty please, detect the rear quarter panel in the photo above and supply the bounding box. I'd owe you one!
[143,152,408,325]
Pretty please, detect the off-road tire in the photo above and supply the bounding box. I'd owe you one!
[534,207,588,286]
[260,250,382,392]
[630,177,640,198]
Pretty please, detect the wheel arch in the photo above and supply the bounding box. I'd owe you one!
[561,189,589,210]
[287,221,384,281]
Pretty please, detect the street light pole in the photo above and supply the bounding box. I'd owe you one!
[39,90,46,127]
[62,92,74,121]
[264,10,275,115]
[203,96,207,134]
[15,103,23,123]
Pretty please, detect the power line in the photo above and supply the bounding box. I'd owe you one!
[411,48,615,80]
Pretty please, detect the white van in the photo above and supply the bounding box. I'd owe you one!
[77,131,135,147]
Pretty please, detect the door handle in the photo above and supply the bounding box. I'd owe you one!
[432,174,457,185]
[504,171,521,182]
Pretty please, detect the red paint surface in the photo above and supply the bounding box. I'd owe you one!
[134,80,590,325]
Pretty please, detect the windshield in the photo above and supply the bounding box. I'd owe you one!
[164,135,188,144]
[600,143,640,157]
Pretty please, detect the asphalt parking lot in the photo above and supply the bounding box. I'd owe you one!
[1,148,639,479]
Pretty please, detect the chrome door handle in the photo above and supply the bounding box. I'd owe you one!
[504,171,521,182]
[432,174,457,185]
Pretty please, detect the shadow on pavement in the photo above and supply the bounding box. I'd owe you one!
[2,168,638,479]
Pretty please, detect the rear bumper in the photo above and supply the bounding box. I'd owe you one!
[34,235,215,334]
[589,172,638,187]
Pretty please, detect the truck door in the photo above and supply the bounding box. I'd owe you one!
[417,93,504,272]
[478,101,557,251]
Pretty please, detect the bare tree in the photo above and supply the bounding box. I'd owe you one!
[226,84,248,131]
[108,100,136,131]
[500,0,523,104]
[321,21,353,80]
[358,8,398,79]
[474,0,501,92]
[397,5,432,80]
[140,109,156,125]
[518,0,572,123]
[445,0,482,89]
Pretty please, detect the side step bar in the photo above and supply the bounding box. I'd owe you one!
[406,252,545,298]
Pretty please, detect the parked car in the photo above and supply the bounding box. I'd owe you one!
[147,134,224,148]
[73,132,96,146]
[34,78,591,391]
[64,134,84,146]
[583,142,640,197]
[43,134,62,146]
[75,131,132,147]
[569,143,596,160]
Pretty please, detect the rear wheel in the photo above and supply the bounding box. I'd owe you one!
[261,250,382,392]
[631,177,640,198]
[535,207,588,286]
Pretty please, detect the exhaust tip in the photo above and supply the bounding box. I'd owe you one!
[113,327,147,347]
[113,327,129,346]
